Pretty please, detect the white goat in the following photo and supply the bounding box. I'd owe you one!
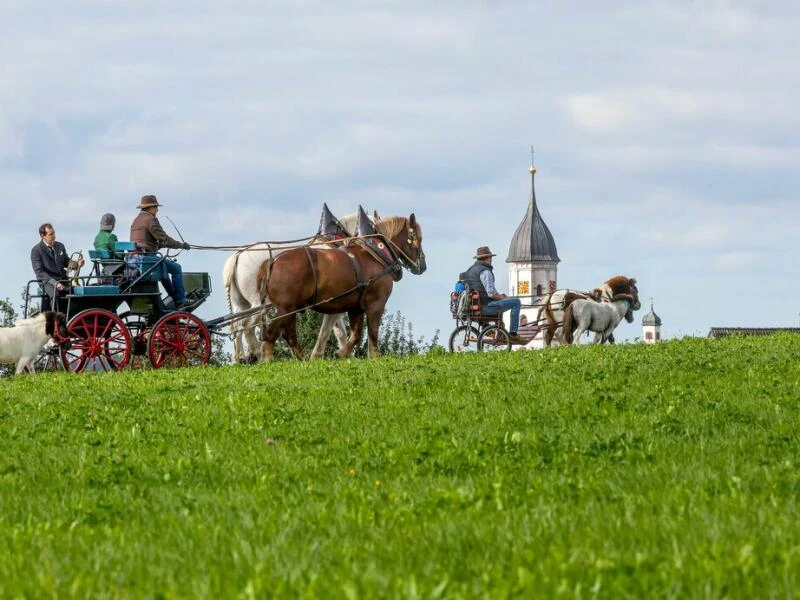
[0,312,69,374]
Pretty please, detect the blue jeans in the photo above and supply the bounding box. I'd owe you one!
[162,258,185,303]
[486,297,521,332]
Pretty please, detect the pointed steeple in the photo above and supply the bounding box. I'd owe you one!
[506,149,560,263]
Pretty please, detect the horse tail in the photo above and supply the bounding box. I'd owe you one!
[563,302,575,344]
[543,293,555,324]
[256,258,274,305]
[222,251,242,313]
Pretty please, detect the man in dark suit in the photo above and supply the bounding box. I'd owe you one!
[31,223,84,311]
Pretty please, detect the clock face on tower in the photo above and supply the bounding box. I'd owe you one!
[518,281,530,295]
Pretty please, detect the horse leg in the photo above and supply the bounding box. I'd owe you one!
[365,308,385,358]
[337,311,364,358]
[310,313,336,359]
[332,314,349,351]
[282,313,305,360]
[260,313,283,363]
[230,319,243,363]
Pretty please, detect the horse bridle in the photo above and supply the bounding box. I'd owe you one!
[385,224,424,271]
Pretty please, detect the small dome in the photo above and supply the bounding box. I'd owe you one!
[642,302,662,326]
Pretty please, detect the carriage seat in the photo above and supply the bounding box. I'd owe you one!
[450,290,501,321]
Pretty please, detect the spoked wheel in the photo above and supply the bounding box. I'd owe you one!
[61,309,132,372]
[148,312,211,369]
[33,345,62,373]
[448,325,480,353]
[477,325,512,352]
[120,311,151,370]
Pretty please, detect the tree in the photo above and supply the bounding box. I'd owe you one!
[0,297,16,327]
[208,333,232,366]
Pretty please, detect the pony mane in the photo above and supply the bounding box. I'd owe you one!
[603,275,634,294]
[12,313,47,327]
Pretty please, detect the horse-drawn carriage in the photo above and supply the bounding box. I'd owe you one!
[448,286,513,352]
[448,275,641,352]
[23,205,427,372]
[24,241,216,372]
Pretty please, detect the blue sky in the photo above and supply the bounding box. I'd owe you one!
[2,1,798,345]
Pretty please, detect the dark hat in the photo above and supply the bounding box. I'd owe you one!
[474,246,496,259]
[137,195,161,209]
[100,213,116,231]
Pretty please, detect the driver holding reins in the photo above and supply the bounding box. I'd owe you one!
[130,194,192,308]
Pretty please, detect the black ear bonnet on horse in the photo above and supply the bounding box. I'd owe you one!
[318,203,349,240]
[355,205,378,237]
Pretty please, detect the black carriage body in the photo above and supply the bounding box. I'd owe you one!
[24,242,213,373]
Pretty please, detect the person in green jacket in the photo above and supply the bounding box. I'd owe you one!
[93,213,119,256]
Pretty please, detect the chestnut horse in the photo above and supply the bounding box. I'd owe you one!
[222,209,378,363]
[258,214,425,360]
[536,275,641,346]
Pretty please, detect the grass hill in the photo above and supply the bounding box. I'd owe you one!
[1,335,798,597]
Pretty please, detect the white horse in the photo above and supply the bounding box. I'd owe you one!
[562,294,636,345]
[0,312,69,374]
[536,276,640,346]
[223,211,376,363]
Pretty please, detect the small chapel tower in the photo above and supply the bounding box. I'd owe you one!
[506,148,560,301]
[642,299,662,343]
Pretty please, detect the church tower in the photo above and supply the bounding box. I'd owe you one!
[506,150,560,302]
[642,299,662,343]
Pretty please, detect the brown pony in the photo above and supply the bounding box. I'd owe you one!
[258,214,426,360]
[537,275,641,346]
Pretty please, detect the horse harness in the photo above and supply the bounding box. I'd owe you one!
[299,233,403,310]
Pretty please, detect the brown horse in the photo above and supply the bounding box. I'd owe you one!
[258,214,425,360]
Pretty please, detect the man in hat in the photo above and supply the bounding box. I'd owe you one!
[31,223,85,312]
[460,246,524,344]
[130,194,191,307]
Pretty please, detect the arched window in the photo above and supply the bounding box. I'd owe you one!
[536,284,543,296]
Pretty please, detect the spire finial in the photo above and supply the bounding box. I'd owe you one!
[529,145,536,175]
[650,297,654,310]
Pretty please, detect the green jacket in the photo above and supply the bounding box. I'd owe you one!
[94,230,119,255]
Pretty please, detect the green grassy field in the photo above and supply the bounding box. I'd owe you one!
[1,335,798,598]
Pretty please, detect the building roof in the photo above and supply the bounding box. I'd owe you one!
[506,167,560,263]
[642,302,662,326]
[707,327,800,339]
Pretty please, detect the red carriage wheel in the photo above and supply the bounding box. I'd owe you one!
[61,309,132,373]
[148,311,211,369]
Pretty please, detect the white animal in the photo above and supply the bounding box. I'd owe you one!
[561,295,635,345]
[0,312,69,374]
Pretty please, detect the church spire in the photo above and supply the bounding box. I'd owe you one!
[506,147,559,263]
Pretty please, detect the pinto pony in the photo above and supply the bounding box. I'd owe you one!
[222,210,379,363]
[537,276,641,346]
[562,294,637,345]
[0,312,69,374]
[258,214,426,361]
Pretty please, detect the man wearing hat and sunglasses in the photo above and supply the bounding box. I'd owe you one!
[130,194,192,308]
[461,246,525,345]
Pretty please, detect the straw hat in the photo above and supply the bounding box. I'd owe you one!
[474,246,496,259]
[137,195,162,209]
